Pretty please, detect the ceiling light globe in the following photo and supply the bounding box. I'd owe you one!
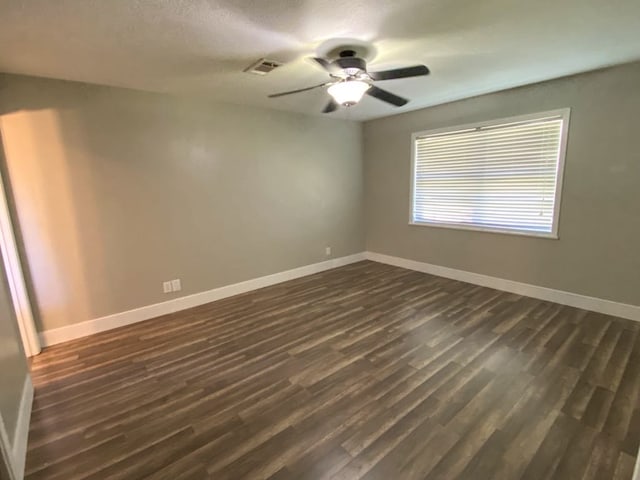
[328,80,370,106]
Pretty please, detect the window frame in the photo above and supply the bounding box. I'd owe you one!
[409,108,571,239]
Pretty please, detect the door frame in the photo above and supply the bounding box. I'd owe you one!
[0,416,17,480]
[0,167,40,357]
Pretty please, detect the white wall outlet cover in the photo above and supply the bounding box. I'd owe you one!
[325,247,331,256]
[163,281,172,293]
[171,279,182,291]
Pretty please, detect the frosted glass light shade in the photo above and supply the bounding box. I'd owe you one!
[327,80,370,106]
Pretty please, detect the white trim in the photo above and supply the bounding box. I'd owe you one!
[39,252,367,346]
[11,378,32,480]
[365,251,640,322]
[409,108,571,239]
[0,376,33,480]
[0,168,40,357]
[552,108,571,238]
[411,109,571,139]
[0,415,16,480]
[408,220,560,239]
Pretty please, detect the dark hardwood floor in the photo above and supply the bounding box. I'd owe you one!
[26,261,640,479]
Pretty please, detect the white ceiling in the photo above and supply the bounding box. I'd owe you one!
[0,0,639,121]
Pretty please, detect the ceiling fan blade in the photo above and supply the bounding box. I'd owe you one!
[268,82,332,98]
[322,99,339,113]
[310,57,340,75]
[366,85,409,107]
[369,65,430,81]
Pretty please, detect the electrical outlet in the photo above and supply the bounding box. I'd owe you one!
[163,281,172,293]
[325,246,331,256]
[171,279,182,292]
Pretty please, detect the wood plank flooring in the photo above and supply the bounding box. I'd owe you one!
[25,260,640,479]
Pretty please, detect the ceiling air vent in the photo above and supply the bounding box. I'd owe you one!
[244,58,283,75]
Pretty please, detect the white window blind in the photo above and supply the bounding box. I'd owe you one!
[411,110,569,237]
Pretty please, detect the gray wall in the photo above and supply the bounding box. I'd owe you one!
[0,256,28,447]
[2,61,638,336]
[364,61,640,306]
[0,74,364,332]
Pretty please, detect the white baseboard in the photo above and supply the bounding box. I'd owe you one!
[365,251,640,322]
[38,249,640,344]
[11,377,33,480]
[39,252,367,346]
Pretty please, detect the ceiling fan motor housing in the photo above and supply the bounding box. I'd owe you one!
[334,50,367,77]
[267,45,429,113]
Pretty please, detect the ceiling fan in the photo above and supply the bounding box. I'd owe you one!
[268,49,430,113]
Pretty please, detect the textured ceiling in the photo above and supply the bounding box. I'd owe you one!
[0,0,639,121]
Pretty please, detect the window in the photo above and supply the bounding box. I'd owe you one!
[411,109,570,238]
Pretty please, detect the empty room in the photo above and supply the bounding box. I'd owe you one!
[0,1,639,479]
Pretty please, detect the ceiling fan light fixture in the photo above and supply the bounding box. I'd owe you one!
[268,51,427,112]
[327,80,370,106]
